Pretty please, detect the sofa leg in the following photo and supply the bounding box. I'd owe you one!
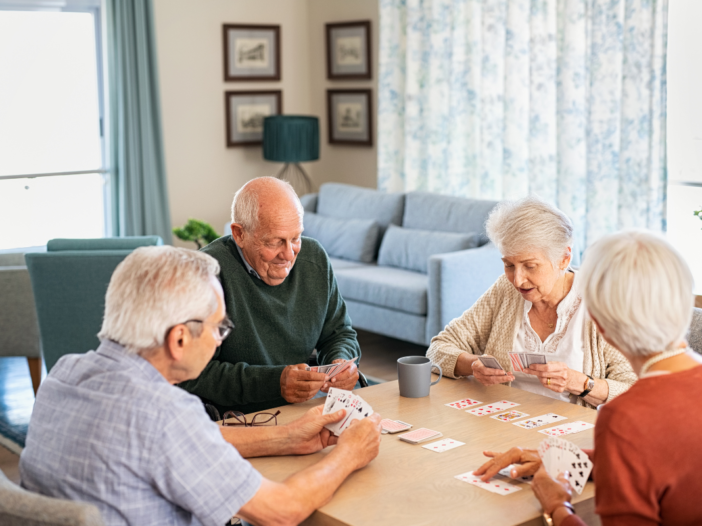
[27,357,42,395]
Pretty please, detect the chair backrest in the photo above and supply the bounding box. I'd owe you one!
[688,307,702,355]
[0,468,105,526]
[25,237,163,372]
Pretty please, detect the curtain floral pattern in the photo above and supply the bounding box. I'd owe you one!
[378,0,668,249]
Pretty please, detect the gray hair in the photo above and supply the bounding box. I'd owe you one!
[230,176,302,232]
[98,246,221,355]
[579,230,694,358]
[486,196,574,267]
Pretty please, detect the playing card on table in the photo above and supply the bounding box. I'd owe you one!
[380,419,412,434]
[398,428,442,444]
[513,413,567,429]
[498,465,534,483]
[455,471,523,495]
[491,410,529,422]
[539,421,595,437]
[478,356,504,370]
[421,438,465,453]
[467,400,520,416]
[445,397,483,410]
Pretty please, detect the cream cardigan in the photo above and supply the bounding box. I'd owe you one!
[426,275,637,407]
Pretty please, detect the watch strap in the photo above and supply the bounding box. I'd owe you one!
[578,375,595,397]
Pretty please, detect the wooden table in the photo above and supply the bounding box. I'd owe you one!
[249,376,600,526]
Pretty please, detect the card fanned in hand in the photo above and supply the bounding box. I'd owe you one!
[538,436,593,494]
[322,388,373,437]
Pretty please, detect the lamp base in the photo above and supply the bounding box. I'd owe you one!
[275,163,312,195]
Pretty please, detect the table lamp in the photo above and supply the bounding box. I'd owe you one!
[263,115,319,194]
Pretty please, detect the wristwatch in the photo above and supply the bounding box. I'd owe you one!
[542,502,576,526]
[578,374,595,398]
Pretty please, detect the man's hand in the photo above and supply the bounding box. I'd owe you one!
[285,405,346,455]
[523,362,571,393]
[280,364,327,403]
[321,359,359,393]
[473,446,542,482]
[532,465,573,518]
[335,413,382,471]
[472,357,515,385]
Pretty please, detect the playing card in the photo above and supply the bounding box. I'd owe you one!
[538,421,595,437]
[322,387,350,415]
[508,352,525,372]
[491,410,529,422]
[398,428,442,444]
[478,356,504,370]
[466,400,520,416]
[498,465,534,483]
[421,438,465,453]
[445,397,483,409]
[538,437,592,494]
[526,353,547,366]
[323,391,373,436]
[512,413,568,429]
[327,357,359,379]
[455,471,523,495]
[380,419,412,434]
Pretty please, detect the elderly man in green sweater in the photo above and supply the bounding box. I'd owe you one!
[180,177,360,416]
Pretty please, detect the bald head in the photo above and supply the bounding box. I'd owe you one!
[231,177,302,233]
[229,177,305,286]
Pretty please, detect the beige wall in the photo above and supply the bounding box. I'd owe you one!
[153,0,378,246]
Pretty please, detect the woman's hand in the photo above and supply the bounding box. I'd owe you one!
[523,362,570,393]
[532,465,573,517]
[471,356,515,385]
[473,447,541,482]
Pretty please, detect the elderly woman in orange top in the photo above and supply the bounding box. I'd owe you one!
[427,197,635,408]
[474,230,702,526]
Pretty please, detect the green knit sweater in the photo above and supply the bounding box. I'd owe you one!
[179,236,361,415]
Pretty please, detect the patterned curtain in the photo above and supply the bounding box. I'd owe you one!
[378,0,668,249]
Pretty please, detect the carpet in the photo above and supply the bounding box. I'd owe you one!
[0,357,34,454]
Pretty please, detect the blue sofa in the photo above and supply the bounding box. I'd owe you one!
[300,183,505,346]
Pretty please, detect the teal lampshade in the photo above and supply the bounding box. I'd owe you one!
[263,115,320,163]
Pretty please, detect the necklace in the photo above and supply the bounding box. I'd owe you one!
[532,274,568,329]
[639,348,689,376]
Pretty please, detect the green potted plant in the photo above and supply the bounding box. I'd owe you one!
[173,219,219,249]
[695,207,702,226]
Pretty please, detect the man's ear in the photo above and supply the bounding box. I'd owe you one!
[165,325,189,363]
[230,223,246,246]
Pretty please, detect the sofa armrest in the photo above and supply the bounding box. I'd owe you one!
[426,244,504,343]
[0,267,41,358]
[300,193,318,213]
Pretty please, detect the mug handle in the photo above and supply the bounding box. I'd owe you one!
[430,363,442,386]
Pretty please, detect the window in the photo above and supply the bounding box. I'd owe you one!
[667,0,702,294]
[0,2,107,250]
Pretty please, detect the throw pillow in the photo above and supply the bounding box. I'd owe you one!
[303,212,380,263]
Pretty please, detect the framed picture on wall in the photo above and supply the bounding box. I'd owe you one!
[327,89,372,146]
[225,90,282,147]
[223,24,281,81]
[326,20,371,80]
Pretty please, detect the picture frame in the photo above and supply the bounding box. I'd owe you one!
[327,89,373,146]
[225,90,283,147]
[326,20,371,80]
[223,24,281,81]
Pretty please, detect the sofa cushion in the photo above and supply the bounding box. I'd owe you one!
[377,225,482,274]
[328,257,370,271]
[300,193,318,212]
[303,213,380,263]
[334,265,428,316]
[317,183,404,236]
[403,191,498,237]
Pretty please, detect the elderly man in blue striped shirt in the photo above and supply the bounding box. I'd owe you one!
[20,246,382,526]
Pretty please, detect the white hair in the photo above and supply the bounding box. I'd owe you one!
[98,246,221,355]
[579,230,694,358]
[486,196,574,267]
[230,176,302,232]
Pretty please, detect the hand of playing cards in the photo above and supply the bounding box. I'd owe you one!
[538,436,592,494]
[508,352,547,373]
[322,387,373,437]
[306,357,358,379]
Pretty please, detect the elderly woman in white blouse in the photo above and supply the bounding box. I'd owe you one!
[426,197,636,407]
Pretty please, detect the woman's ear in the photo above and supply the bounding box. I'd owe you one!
[561,246,573,271]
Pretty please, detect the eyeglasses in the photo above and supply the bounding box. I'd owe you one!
[183,317,234,341]
[222,410,281,427]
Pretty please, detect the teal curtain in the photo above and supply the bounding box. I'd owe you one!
[378,0,668,251]
[106,0,172,244]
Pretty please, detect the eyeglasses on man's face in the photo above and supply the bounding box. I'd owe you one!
[222,410,281,427]
[183,317,234,342]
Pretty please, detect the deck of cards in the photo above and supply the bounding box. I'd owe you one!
[538,436,593,494]
[322,387,373,437]
[508,352,547,372]
[307,357,358,379]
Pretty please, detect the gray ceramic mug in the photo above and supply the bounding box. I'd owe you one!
[397,356,442,398]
